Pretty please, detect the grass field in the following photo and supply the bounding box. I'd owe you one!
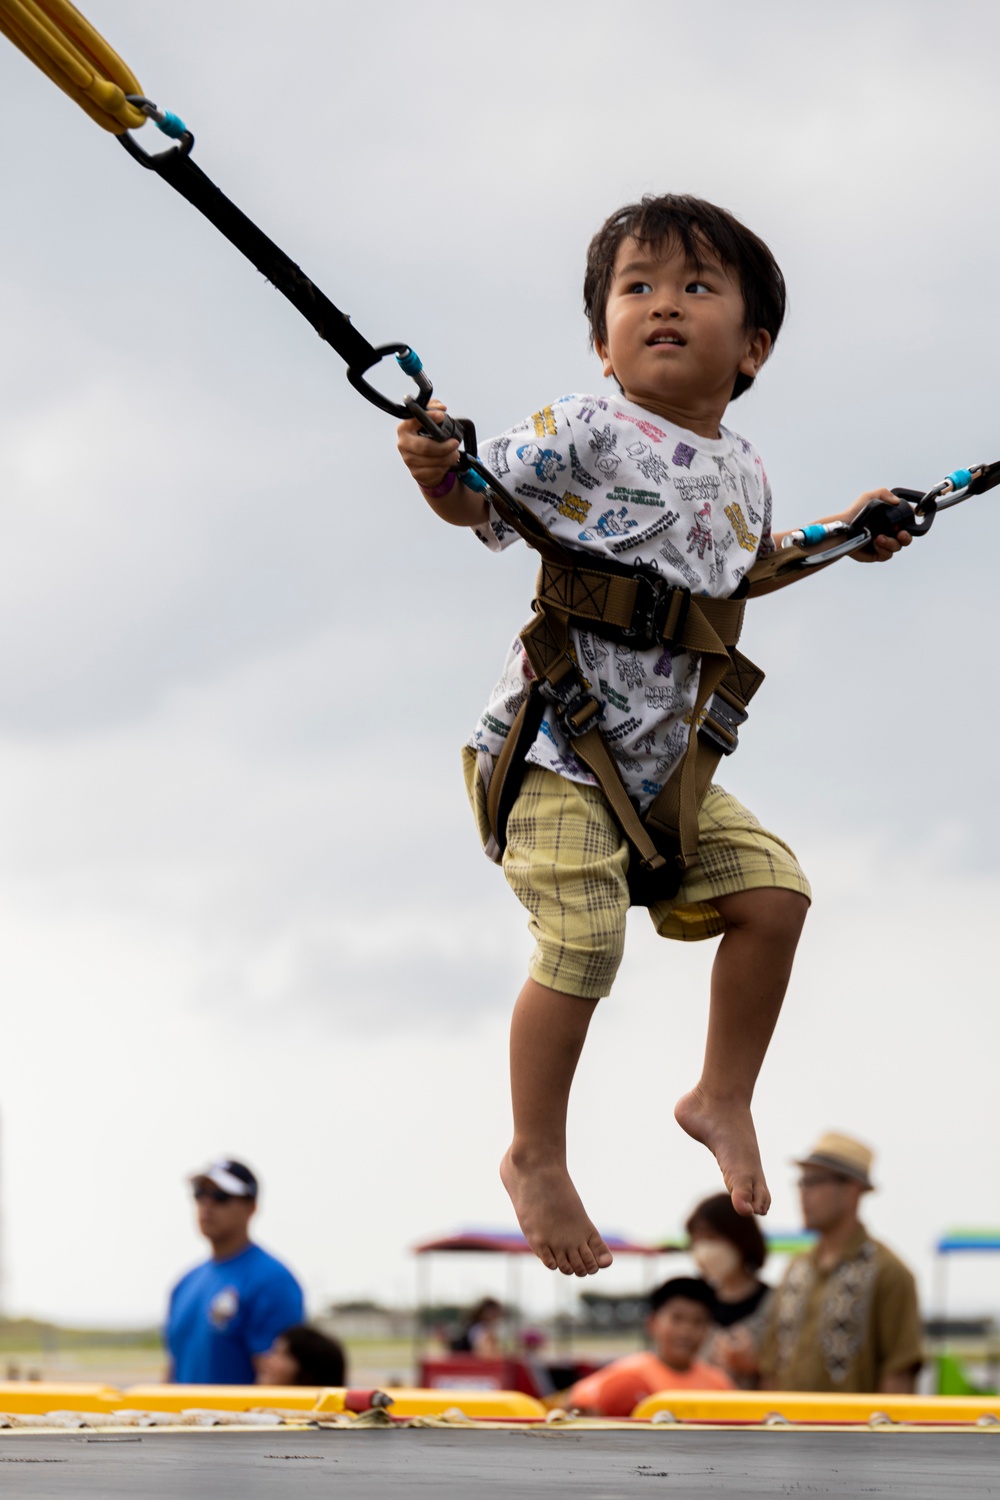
[0,1323,642,1391]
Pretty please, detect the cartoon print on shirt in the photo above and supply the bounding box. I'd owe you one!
[577,632,600,677]
[686,502,715,559]
[588,632,610,674]
[503,685,528,717]
[514,483,560,507]
[599,679,630,711]
[575,397,609,424]
[613,644,646,691]
[714,457,740,494]
[588,423,621,479]
[724,500,759,551]
[645,682,687,712]
[557,491,590,524]
[471,401,770,815]
[627,440,673,486]
[626,554,662,576]
[613,411,666,442]
[674,473,721,505]
[602,715,642,745]
[707,530,736,588]
[739,471,762,525]
[487,435,512,476]
[579,507,638,542]
[607,485,662,507]
[568,442,602,490]
[480,710,512,739]
[656,538,703,590]
[517,443,565,483]
[608,509,680,554]
[656,723,690,766]
[610,748,643,774]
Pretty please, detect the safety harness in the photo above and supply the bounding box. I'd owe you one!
[4,0,1000,901]
[480,505,764,903]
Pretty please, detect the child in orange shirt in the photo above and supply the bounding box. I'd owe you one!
[567,1277,732,1417]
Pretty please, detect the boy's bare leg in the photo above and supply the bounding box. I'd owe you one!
[674,887,809,1218]
[500,977,614,1276]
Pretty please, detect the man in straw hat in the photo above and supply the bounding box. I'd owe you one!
[758,1132,922,1392]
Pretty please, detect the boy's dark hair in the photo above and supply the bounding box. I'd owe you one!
[280,1324,347,1386]
[583,194,786,400]
[648,1276,715,1316]
[685,1192,767,1273]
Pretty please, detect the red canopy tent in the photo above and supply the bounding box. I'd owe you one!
[413,1229,661,1257]
[412,1228,665,1397]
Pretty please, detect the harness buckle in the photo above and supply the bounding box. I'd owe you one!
[698,692,748,756]
[626,572,690,647]
[539,673,606,740]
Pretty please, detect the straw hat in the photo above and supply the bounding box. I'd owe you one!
[793,1131,875,1190]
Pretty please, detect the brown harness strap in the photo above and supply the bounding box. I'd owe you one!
[746,540,838,597]
[473,469,813,899]
[507,571,755,881]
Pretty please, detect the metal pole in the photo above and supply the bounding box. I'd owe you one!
[414,1255,430,1386]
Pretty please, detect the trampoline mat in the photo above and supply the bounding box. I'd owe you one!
[0,1428,997,1498]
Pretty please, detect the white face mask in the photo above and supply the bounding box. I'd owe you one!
[691,1240,743,1286]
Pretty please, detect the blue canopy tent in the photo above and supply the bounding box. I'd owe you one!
[933,1229,1000,1317]
[931,1230,1000,1395]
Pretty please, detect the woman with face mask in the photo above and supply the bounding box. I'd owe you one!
[685,1194,770,1389]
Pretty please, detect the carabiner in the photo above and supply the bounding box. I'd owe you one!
[346,343,433,418]
[118,95,195,168]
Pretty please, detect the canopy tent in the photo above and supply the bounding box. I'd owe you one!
[932,1228,1000,1329]
[415,1227,815,1257]
[413,1229,660,1257]
[936,1230,1000,1254]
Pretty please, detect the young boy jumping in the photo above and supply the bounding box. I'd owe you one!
[397,194,908,1278]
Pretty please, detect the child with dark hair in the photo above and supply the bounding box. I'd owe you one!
[256,1325,347,1388]
[566,1277,732,1416]
[449,1297,504,1356]
[397,193,909,1279]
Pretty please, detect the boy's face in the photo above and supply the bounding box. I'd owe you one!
[594,236,770,436]
[647,1295,712,1371]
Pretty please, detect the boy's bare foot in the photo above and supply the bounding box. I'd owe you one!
[500,1147,613,1276]
[674,1086,770,1216]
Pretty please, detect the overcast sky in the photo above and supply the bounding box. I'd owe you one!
[1,1,999,1329]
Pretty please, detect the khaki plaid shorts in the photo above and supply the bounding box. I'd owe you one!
[463,748,811,999]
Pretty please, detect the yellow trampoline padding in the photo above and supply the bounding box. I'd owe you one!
[631,1389,1000,1425]
[115,1384,546,1421]
[121,1384,322,1413]
[0,1382,124,1414]
[0,0,145,132]
[316,1387,547,1420]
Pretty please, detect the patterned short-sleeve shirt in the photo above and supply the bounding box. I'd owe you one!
[758,1227,923,1392]
[468,393,773,812]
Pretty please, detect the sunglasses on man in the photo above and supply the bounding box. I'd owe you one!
[193,1187,238,1205]
[797,1172,851,1191]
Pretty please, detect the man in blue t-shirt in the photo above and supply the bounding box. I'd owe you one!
[165,1159,305,1384]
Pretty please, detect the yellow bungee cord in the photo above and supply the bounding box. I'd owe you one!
[0,0,145,132]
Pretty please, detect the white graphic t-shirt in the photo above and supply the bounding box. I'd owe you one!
[468,394,774,811]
